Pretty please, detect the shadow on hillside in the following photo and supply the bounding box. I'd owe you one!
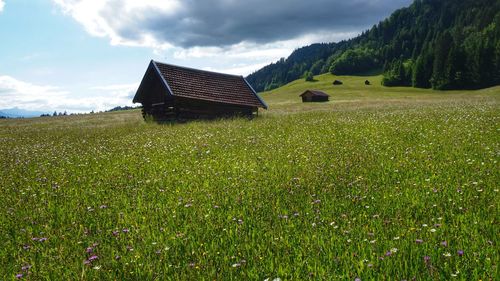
[339,68,383,76]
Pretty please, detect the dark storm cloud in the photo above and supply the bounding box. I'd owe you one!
[100,0,413,48]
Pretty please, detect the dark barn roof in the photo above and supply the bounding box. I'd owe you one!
[134,60,267,109]
[300,90,330,97]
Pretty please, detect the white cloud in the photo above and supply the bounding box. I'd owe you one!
[52,0,180,50]
[0,76,137,113]
[51,0,393,76]
[52,0,411,50]
[91,83,138,92]
[202,63,270,77]
[171,32,359,75]
[174,32,358,61]
[0,0,5,13]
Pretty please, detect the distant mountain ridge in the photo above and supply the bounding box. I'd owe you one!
[0,108,49,118]
[247,0,500,92]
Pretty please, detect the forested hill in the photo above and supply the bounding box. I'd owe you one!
[246,0,500,92]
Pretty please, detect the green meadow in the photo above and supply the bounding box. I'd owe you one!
[1,74,499,280]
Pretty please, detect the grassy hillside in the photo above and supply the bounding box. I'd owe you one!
[262,73,499,113]
[0,82,498,280]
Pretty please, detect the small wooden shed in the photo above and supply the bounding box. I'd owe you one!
[133,60,267,121]
[300,90,330,103]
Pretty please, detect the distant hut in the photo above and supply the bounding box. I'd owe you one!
[133,60,267,121]
[333,80,343,85]
[365,80,371,85]
[300,90,330,103]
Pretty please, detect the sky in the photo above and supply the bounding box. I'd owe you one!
[0,0,412,113]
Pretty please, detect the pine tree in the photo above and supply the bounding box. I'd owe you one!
[304,71,314,82]
[445,45,466,89]
[478,39,496,87]
[412,51,433,88]
[495,41,500,84]
[431,31,453,89]
[309,60,324,75]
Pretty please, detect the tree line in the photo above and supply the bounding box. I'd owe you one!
[246,0,500,91]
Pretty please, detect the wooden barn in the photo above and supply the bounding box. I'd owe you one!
[133,60,267,121]
[300,90,330,102]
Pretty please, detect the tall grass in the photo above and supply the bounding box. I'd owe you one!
[0,78,498,280]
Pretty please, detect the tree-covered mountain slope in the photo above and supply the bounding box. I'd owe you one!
[246,0,500,92]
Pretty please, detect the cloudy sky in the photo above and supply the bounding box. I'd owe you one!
[0,0,412,113]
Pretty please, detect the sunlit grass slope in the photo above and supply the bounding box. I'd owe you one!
[261,73,499,113]
[0,78,498,280]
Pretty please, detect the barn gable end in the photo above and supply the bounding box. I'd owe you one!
[133,61,172,105]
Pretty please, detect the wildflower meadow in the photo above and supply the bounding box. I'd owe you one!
[1,75,498,280]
